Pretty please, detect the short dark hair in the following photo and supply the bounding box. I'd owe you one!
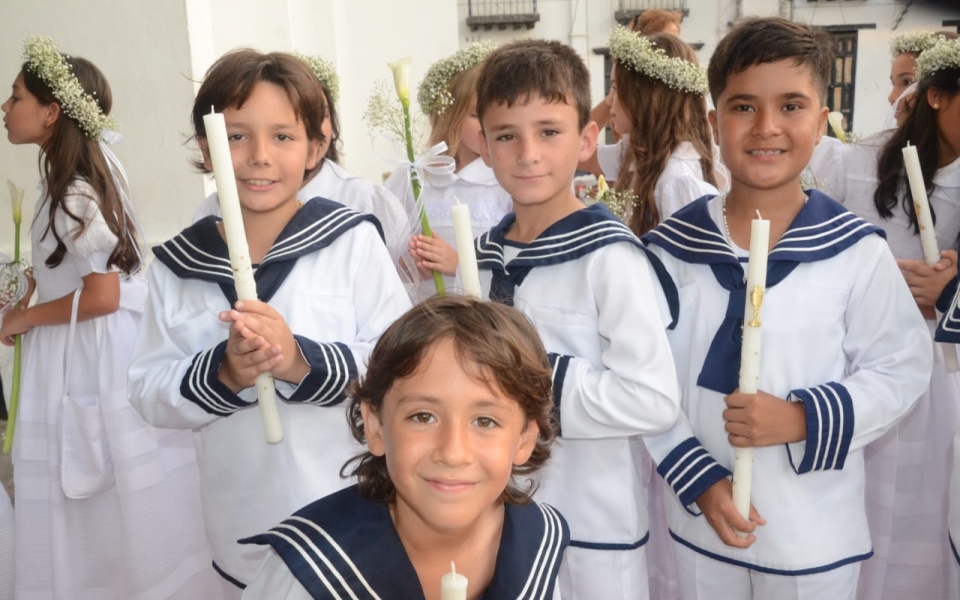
[708,17,833,104]
[476,39,591,131]
[345,294,557,505]
[191,49,327,179]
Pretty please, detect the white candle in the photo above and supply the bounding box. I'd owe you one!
[451,199,482,300]
[731,213,770,523]
[203,109,285,444]
[440,562,468,600]
[902,143,960,373]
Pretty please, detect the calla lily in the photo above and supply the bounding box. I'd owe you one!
[388,56,413,105]
[827,111,848,144]
[7,180,23,225]
[597,175,609,198]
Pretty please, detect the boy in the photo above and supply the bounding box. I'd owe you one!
[473,39,682,599]
[641,18,932,599]
[127,50,411,595]
[239,295,568,599]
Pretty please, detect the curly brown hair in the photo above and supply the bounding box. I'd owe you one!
[344,294,557,505]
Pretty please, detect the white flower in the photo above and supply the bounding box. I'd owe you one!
[0,260,29,310]
[890,31,949,59]
[22,35,118,138]
[597,174,610,197]
[827,112,847,144]
[608,26,707,95]
[363,79,428,146]
[916,38,960,82]
[417,42,497,116]
[291,52,340,103]
[7,181,23,225]
[388,57,413,104]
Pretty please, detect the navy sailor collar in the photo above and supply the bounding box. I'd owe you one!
[240,484,569,600]
[152,197,383,305]
[642,189,885,266]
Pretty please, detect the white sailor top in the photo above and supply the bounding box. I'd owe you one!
[239,485,569,600]
[474,204,682,550]
[193,159,410,264]
[127,198,412,586]
[937,253,960,567]
[640,191,933,574]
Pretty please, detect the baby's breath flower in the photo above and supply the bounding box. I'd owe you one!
[22,35,118,138]
[0,260,29,310]
[590,185,636,223]
[890,31,950,59]
[608,26,707,95]
[417,42,497,116]
[916,38,960,82]
[291,52,339,103]
[363,79,428,147]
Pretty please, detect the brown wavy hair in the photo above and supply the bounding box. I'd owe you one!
[427,65,482,170]
[614,33,717,236]
[22,58,140,274]
[874,62,960,231]
[344,294,557,505]
[631,9,682,35]
[191,49,327,182]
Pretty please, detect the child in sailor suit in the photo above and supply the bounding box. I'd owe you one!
[241,296,569,600]
[937,269,960,598]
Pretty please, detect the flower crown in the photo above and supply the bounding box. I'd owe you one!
[292,51,340,103]
[916,38,960,82]
[890,31,950,59]
[22,35,118,139]
[608,26,707,95]
[417,42,497,116]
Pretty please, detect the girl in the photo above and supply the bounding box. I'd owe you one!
[193,52,409,264]
[127,49,411,597]
[0,36,220,599]
[240,295,568,600]
[385,43,512,299]
[824,38,960,600]
[888,31,958,127]
[583,29,719,236]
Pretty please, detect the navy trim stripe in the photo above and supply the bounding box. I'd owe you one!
[548,353,571,437]
[951,534,960,567]
[179,341,254,416]
[670,531,872,576]
[787,382,854,474]
[288,338,357,406]
[518,503,567,600]
[569,532,649,551]
[936,278,960,343]
[212,561,246,589]
[657,437,731,512]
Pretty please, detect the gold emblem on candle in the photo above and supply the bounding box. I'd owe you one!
[748,286,764,327]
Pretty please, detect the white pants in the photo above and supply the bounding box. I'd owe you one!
[675,542,861,600]
[559,545,649,600]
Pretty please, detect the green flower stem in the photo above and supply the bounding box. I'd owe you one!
[3,221,22,454]
[401,98,445,295]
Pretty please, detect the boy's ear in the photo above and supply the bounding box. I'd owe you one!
[708,109,719,145]
[512,420,540,466]
[360,401,386,457]
[814,105,829,144]
[479,128,492,168]
[577,120,599,163]
[305,138,322,171]
[198,137,213,172]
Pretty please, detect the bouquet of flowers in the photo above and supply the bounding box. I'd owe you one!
[592,175,636,223]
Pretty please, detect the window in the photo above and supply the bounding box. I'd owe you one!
[827,30,857,134]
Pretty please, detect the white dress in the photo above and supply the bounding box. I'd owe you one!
[384,156,512,301]
[823,135,960,600]
[0,485,12,600]
[13,181,220,600]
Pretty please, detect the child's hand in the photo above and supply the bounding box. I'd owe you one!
[695,479,765,548]
[409,234,459,277]
[723,389,806,447]
[0,306,31,346]
[218,300,309,385]
[898,250,957,319]
[217,320,283,392]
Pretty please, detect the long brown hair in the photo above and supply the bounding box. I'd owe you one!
[427,65,481,168]
[345,294,556,506]
[874,62,959,231]
[22,57,140,274]
[615,33,717,236]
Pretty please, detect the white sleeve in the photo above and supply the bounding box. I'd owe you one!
[596,141,624,182]
[127,261,228,429]
[241,551,314,600]
[553,243,681,439]
[370,185,412,264]
[783,236,933,474]
[657,175,718,220]
[58,185,120,276]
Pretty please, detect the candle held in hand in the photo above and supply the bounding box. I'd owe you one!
[203,109,285,444]
[451,199,482,299]
[731,213,770,524]
[440,562,468,600]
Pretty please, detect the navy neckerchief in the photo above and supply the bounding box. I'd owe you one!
[642,190,884,394]
[152,198,382,306]
[476,203,679,328]
[240,485,569,600]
